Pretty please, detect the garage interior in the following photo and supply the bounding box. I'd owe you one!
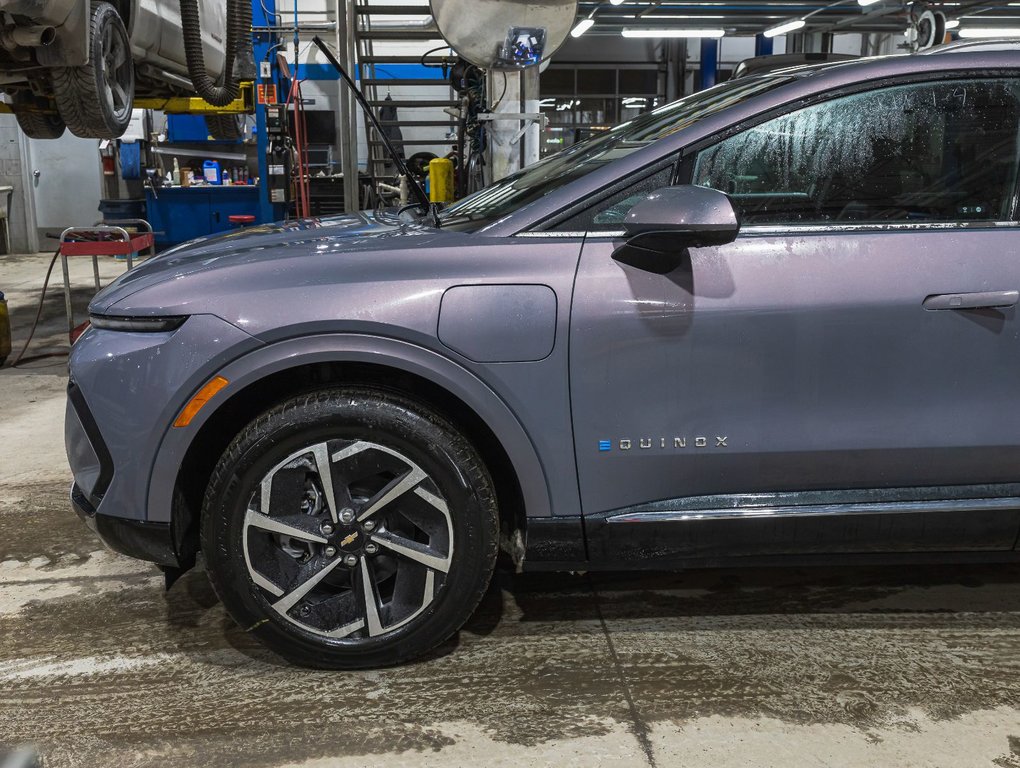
[4,0,1020,766]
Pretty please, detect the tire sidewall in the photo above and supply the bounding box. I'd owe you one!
[203,390,497,668]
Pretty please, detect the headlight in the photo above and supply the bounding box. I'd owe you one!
[88,314,187,332]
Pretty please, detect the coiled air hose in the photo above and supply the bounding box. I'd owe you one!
[178,0,250,107]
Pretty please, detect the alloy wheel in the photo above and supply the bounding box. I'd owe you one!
[242,439,454,641]
[99,18,132,123]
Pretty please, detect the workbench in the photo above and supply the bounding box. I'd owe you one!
[145,185,261,249]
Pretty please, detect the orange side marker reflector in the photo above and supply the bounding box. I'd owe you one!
[173,376,229,428]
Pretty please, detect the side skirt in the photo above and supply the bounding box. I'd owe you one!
[523,485,1020,571]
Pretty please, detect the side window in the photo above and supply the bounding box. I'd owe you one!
[693,78,1020,226]
[553,166,673,231]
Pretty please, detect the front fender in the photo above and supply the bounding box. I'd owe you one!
[147,333,554,524]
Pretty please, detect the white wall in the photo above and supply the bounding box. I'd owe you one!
[0,115,33,253]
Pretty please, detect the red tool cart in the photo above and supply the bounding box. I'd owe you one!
[59,219,155,342]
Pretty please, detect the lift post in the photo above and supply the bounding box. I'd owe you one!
[252,0,285,224]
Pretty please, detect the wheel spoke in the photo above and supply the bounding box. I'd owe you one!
[357,467,427,522]
[111,81,128,111]
[371,530,451,573]
[112,38,127,69]
[309,442,340,523]
[260,443,340,523]
[323,617,366,639]
[359,557,385,636]
[272,556,344,615]
[244,508,328,544]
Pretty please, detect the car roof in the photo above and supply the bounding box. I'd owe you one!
[732,52,858,79]
[921,39,1020,55]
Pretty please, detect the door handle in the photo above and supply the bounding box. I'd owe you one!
[923,290,1019,311]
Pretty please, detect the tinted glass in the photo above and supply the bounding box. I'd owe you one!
[439,75,789,231]
[539,67,575,95]
[693,78,1020,225]
[619,69,659,94]
[578,69,616,94]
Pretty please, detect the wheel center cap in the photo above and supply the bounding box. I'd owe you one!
[337,528,362,552]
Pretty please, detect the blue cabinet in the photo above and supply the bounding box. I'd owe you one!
[145,185,261,248]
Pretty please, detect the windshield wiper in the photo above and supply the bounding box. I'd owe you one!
[311,36,441,227]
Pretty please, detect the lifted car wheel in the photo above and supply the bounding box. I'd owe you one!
[201,388,499,669]
[53,2,134,139]
[12,95,66,140]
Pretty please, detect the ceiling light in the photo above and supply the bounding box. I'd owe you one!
[858,0,881,6]
[944,18,960,29]
[621,27,725,38]
[763,19,805,37]
[957,26,1020,37]
[610,0,626,5]
[570,18,595,37]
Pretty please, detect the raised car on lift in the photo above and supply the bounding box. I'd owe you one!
[0,0,250,140]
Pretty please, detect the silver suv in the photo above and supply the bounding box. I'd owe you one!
[0,0,246,139]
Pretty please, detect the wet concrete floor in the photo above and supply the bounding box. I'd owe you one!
[2,252,1020,767]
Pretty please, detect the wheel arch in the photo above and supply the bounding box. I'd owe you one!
[152,335,547,567]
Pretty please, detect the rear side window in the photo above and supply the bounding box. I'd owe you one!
[692,78,1020,226]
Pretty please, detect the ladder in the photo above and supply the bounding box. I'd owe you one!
[352,1,460,193]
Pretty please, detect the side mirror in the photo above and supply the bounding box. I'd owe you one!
[612,185,740,274]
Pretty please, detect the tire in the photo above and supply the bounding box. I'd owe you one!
[201,388,499,669]
[12,96,65,140]
[53,2,134,139]
[204,113,244,141]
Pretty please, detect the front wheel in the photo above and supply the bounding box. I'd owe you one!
[201,388,499,668]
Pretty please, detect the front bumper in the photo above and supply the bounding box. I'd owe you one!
[65,314,261,564]
[71,482,180,566]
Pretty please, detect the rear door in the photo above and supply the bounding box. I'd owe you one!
[569,74,1020,563]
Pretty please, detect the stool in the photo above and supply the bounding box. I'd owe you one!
[228,214,256,227]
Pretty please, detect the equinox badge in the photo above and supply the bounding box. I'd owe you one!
[600,436,729,451]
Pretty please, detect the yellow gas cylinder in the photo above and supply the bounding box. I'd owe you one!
[428,157,455,205]
[0,291,10,367]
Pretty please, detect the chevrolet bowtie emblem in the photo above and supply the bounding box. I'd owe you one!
[340,531,359,547]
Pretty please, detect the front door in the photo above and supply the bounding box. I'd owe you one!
[570,75,1020,562]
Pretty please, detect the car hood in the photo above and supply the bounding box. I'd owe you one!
[89,211,463,314]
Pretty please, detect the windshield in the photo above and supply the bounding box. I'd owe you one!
[438,75,792,231]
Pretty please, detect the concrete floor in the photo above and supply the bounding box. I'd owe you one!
[2,251,1020,767]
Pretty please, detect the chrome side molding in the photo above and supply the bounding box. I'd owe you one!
[606,496,1020,524]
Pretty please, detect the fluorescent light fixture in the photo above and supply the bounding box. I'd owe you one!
[858,0,881,6]
[621,27,725,38]
[570,18,595,37]
[610,0,626,5]
[958,26,1020,37]
[763,18,805,37]
[944,18,960,29]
